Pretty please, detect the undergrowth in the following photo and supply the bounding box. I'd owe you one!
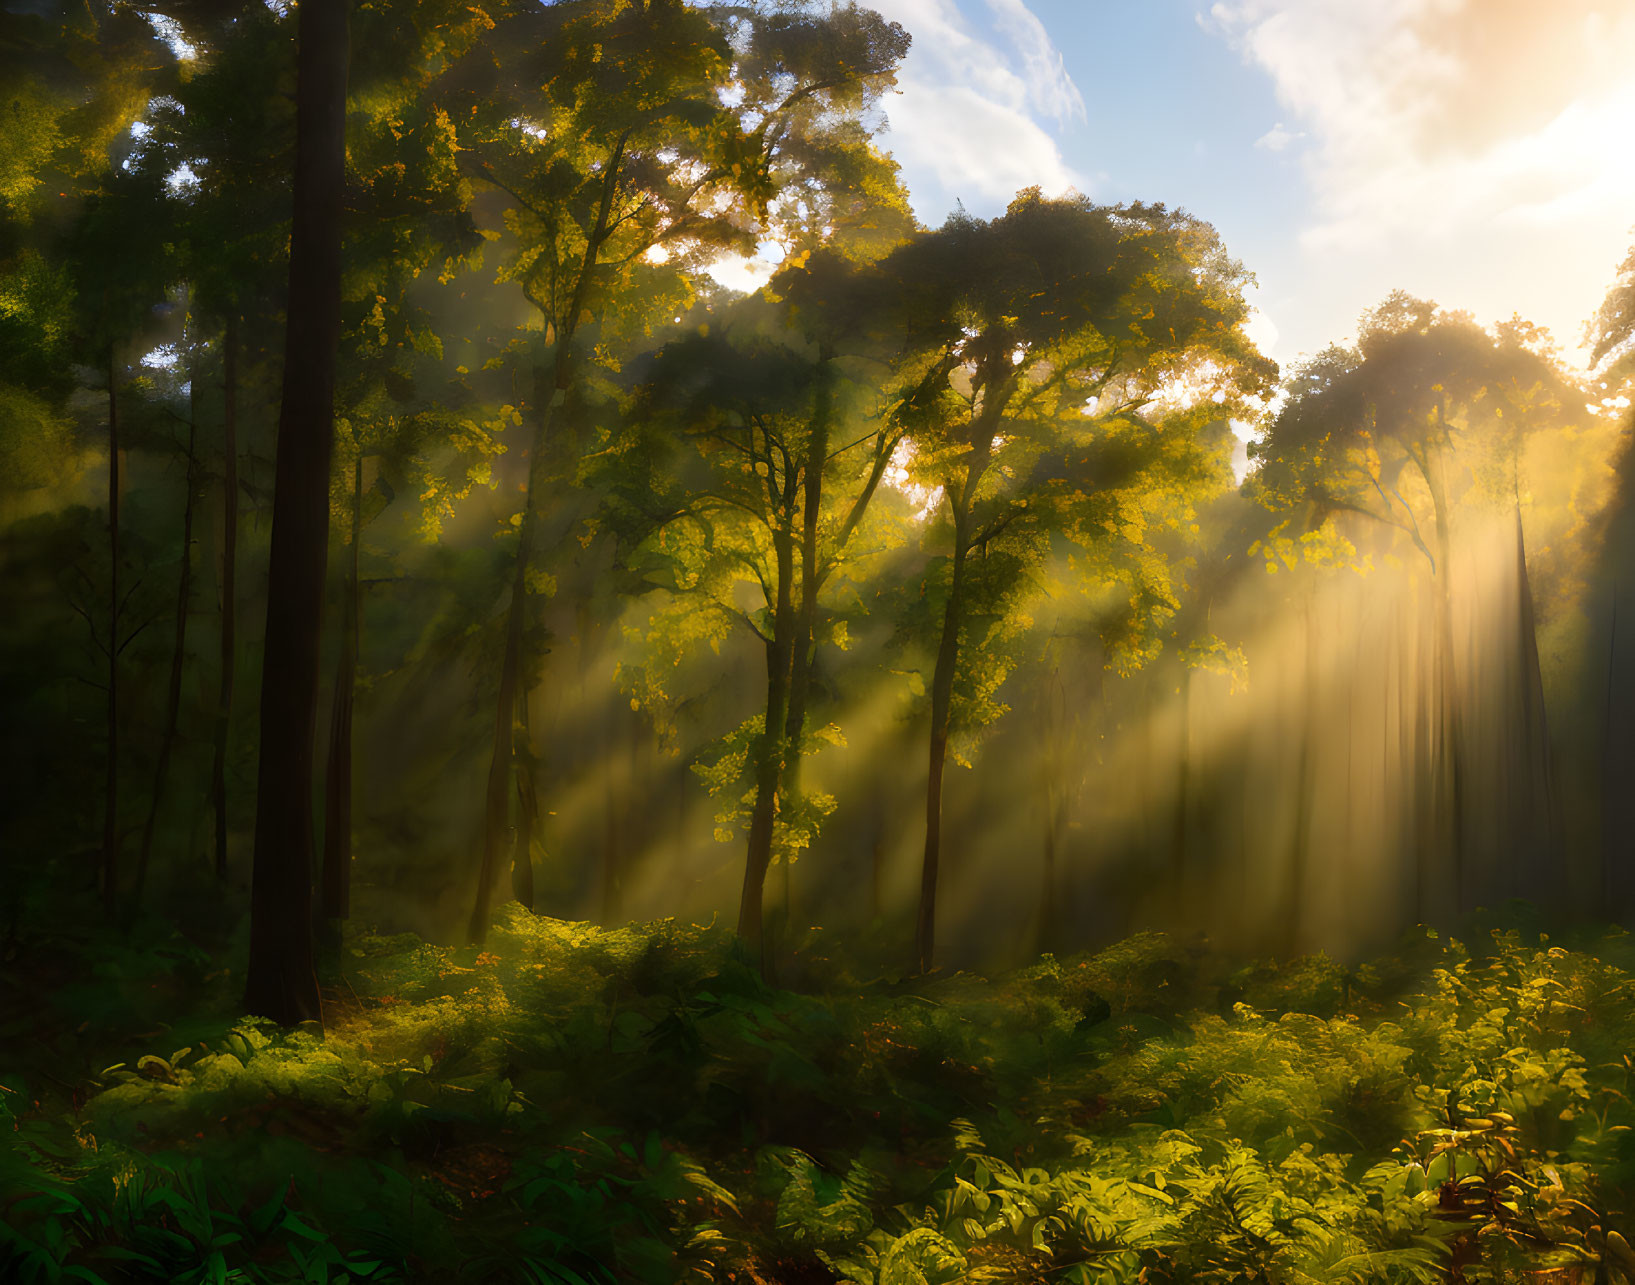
[7,907,1635,1283]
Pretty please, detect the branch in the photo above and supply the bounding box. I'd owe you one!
[116,613,162,657]
[816,429,903,590]
[965,504,1025,554]
[65,599,108,658]
[727,603,772,646]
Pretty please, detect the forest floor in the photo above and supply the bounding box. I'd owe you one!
[3,900,1634,1284]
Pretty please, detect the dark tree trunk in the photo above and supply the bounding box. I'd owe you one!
[1423,452,1467,912]
[1513,503,1560,894]
[243,0,349,1027]
[914,401,1005,975]
[916,519,967,975]
[782,349,834,760]
[511,688,538,911]
[134,345,200,904]
[1039,664,1070,954]
[320,457,362,949]
[1411,586,1434,919]
[473,544,528,945]
[739,525,796,973]
[212,315,239,882]
[775,354,833,961]
[602,729,621,924]
[102,349,121,916]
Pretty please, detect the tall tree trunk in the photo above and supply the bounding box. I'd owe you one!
[916,517,967,975]
[511,687,538,910]
[243,0,349,1027]
[1038,668,1062,955]
[739,525,796,973]
[212,315,239,883]
[134,345,200,905]
[1513,502,1560,894]
[915,411,1000,975]
[1423,450,1467,912]
[1411,583,1434,920]
[1285,586,1317,953]
[782,349,834,760]
[602,732,621,924]
[320,457,362,950]
[102,348,121,916]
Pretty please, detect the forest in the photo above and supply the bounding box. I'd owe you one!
[5,0,1635,1280]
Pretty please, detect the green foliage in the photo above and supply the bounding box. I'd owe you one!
[11,913,1635,1282]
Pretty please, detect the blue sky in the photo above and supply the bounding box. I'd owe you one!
[835,0,1635,374]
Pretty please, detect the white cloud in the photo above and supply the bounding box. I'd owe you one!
[865,0,1085,218]
[885,83,1081,204]
[1206,0,1635,361]
[983,0,1087,126]
[1253,122,1301,152]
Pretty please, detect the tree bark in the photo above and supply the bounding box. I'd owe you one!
[134,342,200,905]
[1422,446,1467,912]
[775,349,835,959]
[101,348,121,917]
[1038,669,1063,955]
[914,403,1000,974]
[916,528,965,975]
[511,686,538,910]
[739,523,795,973]
[320,456,362,949]
[1513,502,1560,895]
[212,315,239,883]
[243,0,349,1028]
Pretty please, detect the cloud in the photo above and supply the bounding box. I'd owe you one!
[1253,122,1301,152]
[983,0,1087,126]
[1205,0,1635,358]
[1207,0,1635,247]
[864,0,1085,217]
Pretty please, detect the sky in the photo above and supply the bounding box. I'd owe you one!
[735,0,1635,374]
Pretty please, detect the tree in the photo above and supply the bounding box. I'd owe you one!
[625,263,915,969]
[1252,295,1578,915]
[880,191,1274,972]
[242,0,349,1027]
[453,0,909,943]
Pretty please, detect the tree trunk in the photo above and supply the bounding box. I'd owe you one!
[739,525,796,973]
[1038,667,1063,954]
[782,349,834,759]
[511,687,538,910]
[1513,502,1560,896]
[212,314,239,883]
[915,410,999,975]
[916,519,967,974]
[243,0,348,1028]
[134,344,200,905]
[1411,583,1434,920]
[101,348,121,916]
[1423,450,1467,912]
[1285,586,1317,953]
[320,456,362,950]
